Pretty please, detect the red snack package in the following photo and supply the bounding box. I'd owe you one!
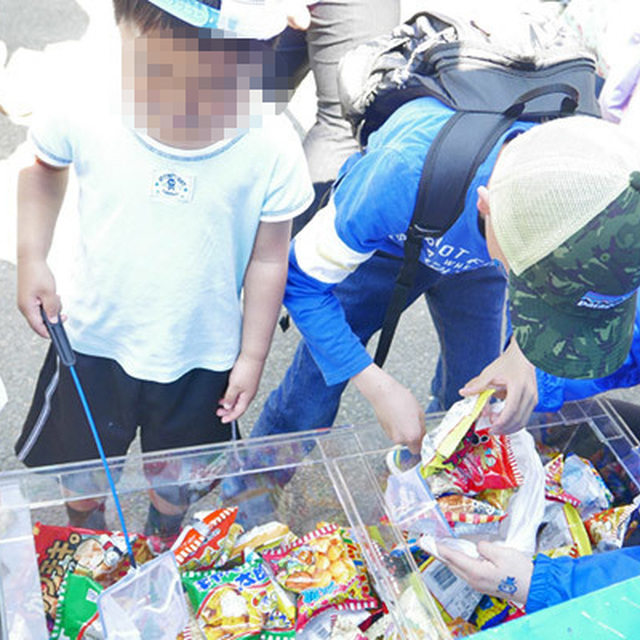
[34,523,153,628]
[263,524,378,631]
[424,427,523,496]
[181,521,243,572]
[35,522,109,626]
[544,455,581,508]
[171,507,238,567]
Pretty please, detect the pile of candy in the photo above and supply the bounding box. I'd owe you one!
[35,507,416,639]
[30,392,640,639]
[389,392,640,637]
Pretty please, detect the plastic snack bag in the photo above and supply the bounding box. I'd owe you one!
[585,495,640,551]
[421,392,524,498]
[537,502,592,558]
[50,573,104,639]
[263,524,378,631]
[417,393,545,554]
[560,455,613,520]
[182,550,296,640]
[97,552,188,639]
[384,463,454,538]
[172,507,238,568]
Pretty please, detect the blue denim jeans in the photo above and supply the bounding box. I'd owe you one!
[252,252,507,437]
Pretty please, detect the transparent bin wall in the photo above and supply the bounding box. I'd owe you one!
[331,398,640,636]
[0,428,447,640]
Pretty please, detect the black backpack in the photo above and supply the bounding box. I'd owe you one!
[336,8,601,366]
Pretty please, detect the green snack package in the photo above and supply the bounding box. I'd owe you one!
[182,551,296,640]
[51,572,104,639]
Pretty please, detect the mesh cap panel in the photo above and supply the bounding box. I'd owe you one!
[490,116,640,276]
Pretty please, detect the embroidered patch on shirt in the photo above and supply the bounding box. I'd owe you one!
[151,170,195,203]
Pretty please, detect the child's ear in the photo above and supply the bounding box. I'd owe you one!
[477,186,491,219]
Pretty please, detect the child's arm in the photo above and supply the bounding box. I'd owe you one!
[217,219,292,423]
[17,158,69,337]
[353,364,425,454]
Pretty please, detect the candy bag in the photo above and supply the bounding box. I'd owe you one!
[172,507,238,568]
[182,551,296,640]
[437,495,506,526]
[35,523,107,626]
[585,496,640,551]
[470,595,524,630]
[230,521,293,560]
[543,455,581,508]
[181,521,243,572]
[421,391,496,470]
[50,573,104,640]
[421,393,523,496]
[537,502,592,558]
[263,524,378,631]
[561,455,613,520]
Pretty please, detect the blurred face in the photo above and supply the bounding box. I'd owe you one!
[120,24,277,146]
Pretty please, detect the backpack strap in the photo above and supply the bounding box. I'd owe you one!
[373,84,580,367]
[373,110,518,366]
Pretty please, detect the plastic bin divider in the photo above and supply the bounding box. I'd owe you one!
[0,481,49,640]
[327,451,452,640]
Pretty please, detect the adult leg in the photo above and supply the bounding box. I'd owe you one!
[425,264,507,411]
[293,0,402,233]
[274,27,310,94]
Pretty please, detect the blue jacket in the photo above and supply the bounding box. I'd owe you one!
[535,296,640,411]
[527,546,640,613]
[285,96,535,385]
[530,297,640,612]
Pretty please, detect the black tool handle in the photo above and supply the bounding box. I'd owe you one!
[40,307,77,367]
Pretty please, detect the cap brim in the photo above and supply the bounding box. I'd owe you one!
[508,276,636,379]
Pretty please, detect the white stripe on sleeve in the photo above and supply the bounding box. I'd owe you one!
[294,198,375,284]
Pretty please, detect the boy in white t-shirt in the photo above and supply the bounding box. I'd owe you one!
[15,0,313,535]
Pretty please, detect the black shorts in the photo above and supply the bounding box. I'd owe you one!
[15,345,233,469]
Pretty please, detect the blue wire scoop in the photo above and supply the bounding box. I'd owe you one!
[40,308,188,638]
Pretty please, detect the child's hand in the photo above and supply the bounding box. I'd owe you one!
[437,540,533,606]
[353,364,425,454]
[17,257,64,338]
[459,340,537,435]
[217,353,265,423]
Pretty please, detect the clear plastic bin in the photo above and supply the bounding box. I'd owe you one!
[1,397,639,639]
[0,425,449,639]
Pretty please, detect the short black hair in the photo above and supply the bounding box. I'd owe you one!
[113,0,221,34]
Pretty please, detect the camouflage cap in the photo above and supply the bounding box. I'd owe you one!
[509,172,640,379]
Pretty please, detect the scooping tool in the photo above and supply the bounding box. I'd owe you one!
[40,309,188,639]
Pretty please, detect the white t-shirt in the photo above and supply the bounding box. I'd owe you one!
[30,95,314,383]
